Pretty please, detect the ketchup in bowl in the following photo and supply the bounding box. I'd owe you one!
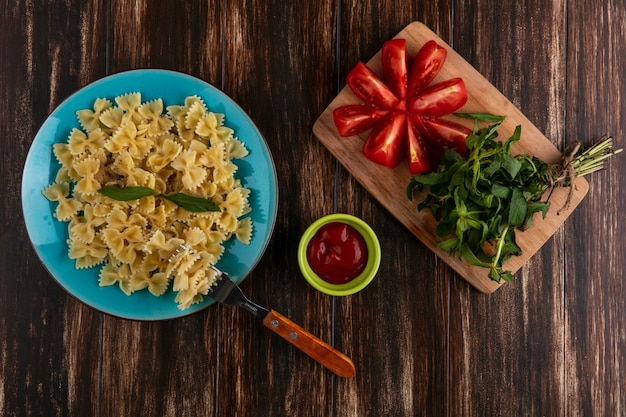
[305,222,368,284]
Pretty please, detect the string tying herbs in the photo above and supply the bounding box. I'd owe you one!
[547,137,621,213]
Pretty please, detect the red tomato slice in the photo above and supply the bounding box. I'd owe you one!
[333,105,390,137]
[334,39,470,173]
[416,115,471,155]
[406,118,432,174]
[381,39,408,99]
[362,111,407,168]
[407,78,468,117]
[407,40,447,96]
[346,62,401,110]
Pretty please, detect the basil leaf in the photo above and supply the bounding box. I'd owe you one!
[159,193,221,212]
[98,186,221,213]
[453,112,506,123]
[98,186,155,201]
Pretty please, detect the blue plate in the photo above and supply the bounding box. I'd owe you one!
[21,69,278,320]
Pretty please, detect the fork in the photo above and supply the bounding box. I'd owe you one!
[205,265,356,378]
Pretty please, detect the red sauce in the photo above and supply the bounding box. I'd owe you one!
[306,222,368,284]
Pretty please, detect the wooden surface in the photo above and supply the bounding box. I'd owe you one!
[2,1,625,416]
[314,21,589,293]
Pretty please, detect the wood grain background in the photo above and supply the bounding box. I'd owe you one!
[2,1,624,416]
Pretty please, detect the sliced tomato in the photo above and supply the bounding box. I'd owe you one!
[333,39,471,173]
[346,62,401,110]
[407,40,447,96]
[381,39,408,99]
[415,115,471,155]
[406,118,432,174]
[362,111,407,168]
[332,105,390,137]
[407,78,468,117]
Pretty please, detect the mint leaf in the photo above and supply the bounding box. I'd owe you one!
[407,123,548,283]
[507,187,527,228]
[98,186,155,201]
[408,122,621,283]
[453,112,506,123]
[500,154,522,179]
[491,183,510,199]
[159,193,221,212]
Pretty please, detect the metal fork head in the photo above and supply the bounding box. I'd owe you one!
[208,266,269,320]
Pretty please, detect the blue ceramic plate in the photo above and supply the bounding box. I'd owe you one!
[21,69,278,320]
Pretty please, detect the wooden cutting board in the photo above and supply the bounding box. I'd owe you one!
[312,21,588,293]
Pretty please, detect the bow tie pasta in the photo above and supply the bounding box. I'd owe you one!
[42,93,253,310]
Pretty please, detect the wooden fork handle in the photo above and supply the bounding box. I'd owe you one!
[262,309,356,378]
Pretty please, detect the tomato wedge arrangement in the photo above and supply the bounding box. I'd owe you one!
[333,39,472,174]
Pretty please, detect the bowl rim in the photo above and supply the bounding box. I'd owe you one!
[297,213,381,296]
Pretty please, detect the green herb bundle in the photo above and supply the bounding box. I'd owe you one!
[407,118,621,282]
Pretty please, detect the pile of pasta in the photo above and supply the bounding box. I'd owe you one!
[42,93,253,310]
